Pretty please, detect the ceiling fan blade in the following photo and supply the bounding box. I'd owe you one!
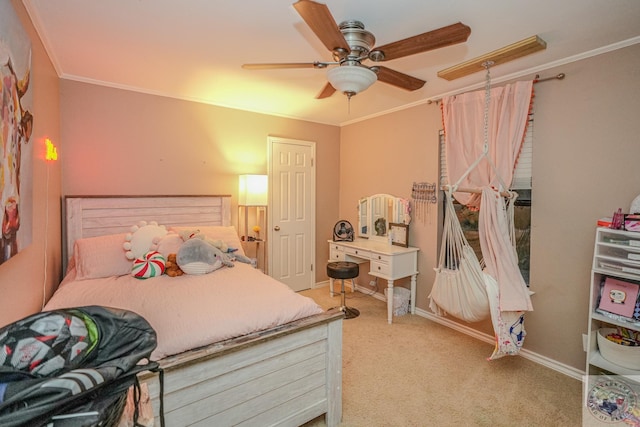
[316,82,336,99]
[370,22,471,62]
[242,62,329,70]
[293,0,350,53]
[374,66,426,91]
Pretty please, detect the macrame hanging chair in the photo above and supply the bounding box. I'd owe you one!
[429,188,490,322]
[429,61,499,323]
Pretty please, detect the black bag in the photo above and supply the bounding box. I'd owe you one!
[0,306,160,427]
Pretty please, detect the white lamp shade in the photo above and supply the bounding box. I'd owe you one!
[238,174,268,206]
[327,66,377,95]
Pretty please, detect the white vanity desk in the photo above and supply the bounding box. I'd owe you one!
[328,238,419,324]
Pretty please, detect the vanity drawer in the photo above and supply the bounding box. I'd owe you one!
[370,253,391,264]
[329,243,344,252]
[344,246,370,259]
[329,248,345,261]
[371,260,390,276]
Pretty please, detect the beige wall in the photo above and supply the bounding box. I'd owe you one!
[0,1,62,327]
[340,43,640,370]
[340,105,442,294]
[59,81,341,278]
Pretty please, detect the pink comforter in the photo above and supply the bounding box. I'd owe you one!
[44,264,323,360]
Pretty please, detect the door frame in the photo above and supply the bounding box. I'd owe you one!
[267,136,316,290]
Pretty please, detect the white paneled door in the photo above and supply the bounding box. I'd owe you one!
[268,137,315,291]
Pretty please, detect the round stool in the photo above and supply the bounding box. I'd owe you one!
[327,261,360,319]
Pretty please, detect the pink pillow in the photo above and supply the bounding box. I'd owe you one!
[73,234,132,280]
[169,226,245,256]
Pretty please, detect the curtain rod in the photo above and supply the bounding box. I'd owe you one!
[534,72,565,83]
[427,72,565,105]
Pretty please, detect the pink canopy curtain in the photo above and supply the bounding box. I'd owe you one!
[442,80,533,208]
[442,80,534,313]
[480,187,533,312]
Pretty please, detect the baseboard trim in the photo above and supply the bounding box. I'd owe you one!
[314,282,584,381]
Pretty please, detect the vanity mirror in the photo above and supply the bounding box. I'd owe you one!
[357,194,407,241]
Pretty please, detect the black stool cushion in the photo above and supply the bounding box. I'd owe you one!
[327,261,359,279]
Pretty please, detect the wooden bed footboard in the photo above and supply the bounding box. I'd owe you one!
[140,310,344,427]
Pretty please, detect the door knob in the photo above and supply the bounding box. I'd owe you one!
[274,226,280,231]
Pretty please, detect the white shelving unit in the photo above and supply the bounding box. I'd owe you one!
[586,227,640,375]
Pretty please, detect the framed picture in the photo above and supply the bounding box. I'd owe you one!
[0,2,33,265]
[389,223,409,247]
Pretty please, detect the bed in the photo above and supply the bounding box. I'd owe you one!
[45,195,343,426]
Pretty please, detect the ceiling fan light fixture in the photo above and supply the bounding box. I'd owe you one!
[327,66,377,97]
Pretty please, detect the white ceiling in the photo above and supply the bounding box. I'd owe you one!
[23,0,640,126]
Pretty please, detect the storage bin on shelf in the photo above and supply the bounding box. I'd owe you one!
[596,328,640,370]
[384,287,410,316]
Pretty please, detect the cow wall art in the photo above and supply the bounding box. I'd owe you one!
[0,2,33,264]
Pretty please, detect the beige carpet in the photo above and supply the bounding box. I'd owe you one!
[300,287,582,427]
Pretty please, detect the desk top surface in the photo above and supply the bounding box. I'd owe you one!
[329,238,419,255]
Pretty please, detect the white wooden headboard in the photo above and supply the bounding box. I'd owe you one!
[63,195,232,270]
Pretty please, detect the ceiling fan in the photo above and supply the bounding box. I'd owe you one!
[242,0,471,99]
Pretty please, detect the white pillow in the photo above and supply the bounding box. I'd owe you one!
[73,233,132,280]
[123,221,168,260]
[169,226,245,256]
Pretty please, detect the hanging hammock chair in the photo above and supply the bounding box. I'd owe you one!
[429,61,498,324]
[428,189,490,323]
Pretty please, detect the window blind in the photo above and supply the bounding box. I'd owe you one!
[511,113,533,190]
